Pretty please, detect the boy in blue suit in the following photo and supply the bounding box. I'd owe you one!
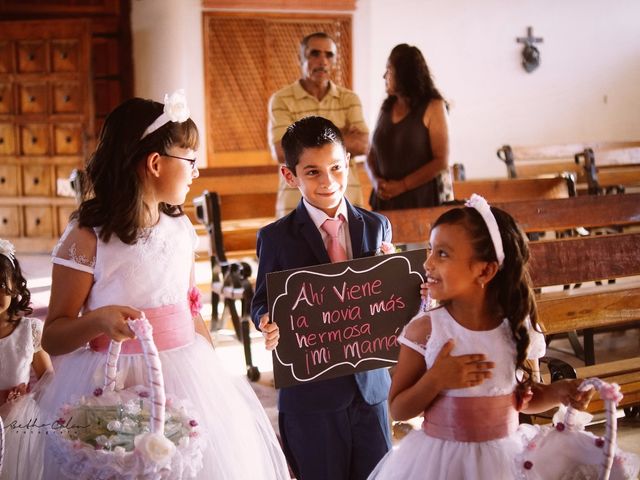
[251,116,392,480]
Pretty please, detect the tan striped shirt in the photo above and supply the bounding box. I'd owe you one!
[268,80,367,217]
[269,80,368,143]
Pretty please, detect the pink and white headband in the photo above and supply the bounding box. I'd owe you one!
[0,238,16,267]
[465,194,505,266]
[140,89,191,140]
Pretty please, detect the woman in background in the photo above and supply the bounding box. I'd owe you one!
[366,43,451,211]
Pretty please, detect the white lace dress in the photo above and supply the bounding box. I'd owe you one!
[0,317,50,480]
[369,307,640,480]
[39,214,289,480]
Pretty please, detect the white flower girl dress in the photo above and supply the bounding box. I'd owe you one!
[40,213,289,479]
[0,316,50,480]
[368,307,639,480]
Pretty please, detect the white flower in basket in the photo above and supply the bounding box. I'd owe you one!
[50,316,205,479]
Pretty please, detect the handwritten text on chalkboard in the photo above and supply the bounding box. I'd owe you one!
[268,249,425,388]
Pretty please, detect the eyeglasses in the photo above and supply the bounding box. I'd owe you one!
[162,154,197,170]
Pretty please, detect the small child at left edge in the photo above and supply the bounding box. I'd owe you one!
[251,116,393,480]
[0,238,53,480]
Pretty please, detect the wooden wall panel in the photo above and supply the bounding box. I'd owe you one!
[203,12,352,165]
[0,19,93,251]
[0,0,120,15]
[0,1,133,139]
[205,18,268,153]
[203,0,355,10]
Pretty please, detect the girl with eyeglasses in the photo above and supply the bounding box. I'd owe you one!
[39,92,289,479]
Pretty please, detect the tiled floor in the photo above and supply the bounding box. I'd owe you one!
[17,253,640,459]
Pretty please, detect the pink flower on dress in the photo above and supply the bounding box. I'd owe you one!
[188,286,203,317]
[376,241,396,256]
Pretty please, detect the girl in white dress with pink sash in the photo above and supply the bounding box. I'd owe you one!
[0,240,53,480]
[40,92,289,479]
[368,195,639,480]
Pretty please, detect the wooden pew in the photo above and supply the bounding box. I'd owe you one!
[576,146,640,194]
[386,193,640,245]
[528,232,640,414]
[186,164,279,221]
[452,175,573,202]
[390,198,640,415]
[496,141,640,184]
[388,194,640,383]
[186,166,575,255]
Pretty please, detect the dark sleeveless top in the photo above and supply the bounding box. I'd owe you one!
[369,100,443,211]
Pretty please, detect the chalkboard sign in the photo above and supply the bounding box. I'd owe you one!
[267,249,426,389]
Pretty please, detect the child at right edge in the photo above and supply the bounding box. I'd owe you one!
[368,195,640,480]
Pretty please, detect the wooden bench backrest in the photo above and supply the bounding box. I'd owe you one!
[576,146,640,193]
[386,193,640,245]
[497,141,640,179]
[452,176,571,202]
[528,232,640,335]
[187,168,572,224]
[529,232,640,287]
[186,164,372,221]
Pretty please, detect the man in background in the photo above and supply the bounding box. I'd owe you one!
[268,32,368,217]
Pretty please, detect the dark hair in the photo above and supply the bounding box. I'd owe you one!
[0,255,32,325]
[281,116,345,174]
[384,43,444,112]
[299,32,335,61]
[76,97,199,244]
[432,206,538,386]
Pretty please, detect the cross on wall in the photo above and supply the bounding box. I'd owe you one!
[516,26,544,73]
[517,26,544,47]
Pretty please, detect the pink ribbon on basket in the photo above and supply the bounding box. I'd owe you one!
[128,317,166,434]
[570,378,622,479]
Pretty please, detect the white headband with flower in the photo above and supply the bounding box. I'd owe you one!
[0,238,16,267]
[465,194,505,266]
[140,89,191,140]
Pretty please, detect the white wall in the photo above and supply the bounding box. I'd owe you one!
[353,0,640,177]
[131,0,207,165]
[130,0,640,177]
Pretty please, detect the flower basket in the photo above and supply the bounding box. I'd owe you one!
[50,317,205,479]
[519,377,638,480]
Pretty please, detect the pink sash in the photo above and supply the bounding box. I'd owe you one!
[90,303,195,354]
[423,394,518,442]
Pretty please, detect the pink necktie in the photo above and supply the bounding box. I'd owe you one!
[321,216,348,263]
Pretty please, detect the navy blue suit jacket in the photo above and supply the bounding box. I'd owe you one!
[251,200,392,414]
